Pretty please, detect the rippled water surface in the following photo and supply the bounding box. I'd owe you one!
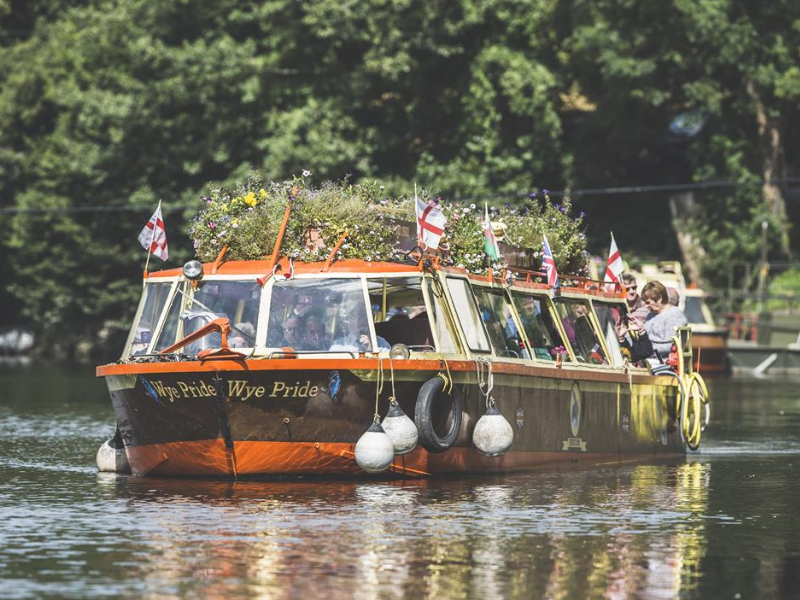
[2,359,800,599]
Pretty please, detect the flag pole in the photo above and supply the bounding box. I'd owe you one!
[414,182,421,247]
[143,201,160,283]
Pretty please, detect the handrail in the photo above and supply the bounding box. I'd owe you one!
[159,317,236,356]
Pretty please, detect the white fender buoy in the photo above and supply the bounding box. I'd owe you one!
[354,419,395,473]
[381,401,418,455]
[472,401,514,457]
[96,430,130,473]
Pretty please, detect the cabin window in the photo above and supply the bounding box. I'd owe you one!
[472,287,523,358]
[553,299,608,365]
[367,277,435,351]
[128,282,172,355]
[423,277,459,354]
[508,291,566,362]
[155,280,260,354]
[154,282,186,352]
[593,302,626,367]
[267,278,374,352]
[445,278,491,352]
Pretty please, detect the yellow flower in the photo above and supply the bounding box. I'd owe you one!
[244,191,257,207]
[259,188,267,199]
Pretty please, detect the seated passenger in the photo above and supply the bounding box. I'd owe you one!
[277,316,304,348]
[300,315,329,351]
[623,273,652,322]
[229,322,256,348]
[615,314,654,363]
[642,280,688,360]
[330,313,389,352]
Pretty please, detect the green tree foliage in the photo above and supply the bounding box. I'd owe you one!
[1,0,799,355]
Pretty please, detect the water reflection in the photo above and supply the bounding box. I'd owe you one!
[80,463,721,599]
[3,366,800,598]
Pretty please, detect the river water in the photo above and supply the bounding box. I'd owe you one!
[1,360,799,599]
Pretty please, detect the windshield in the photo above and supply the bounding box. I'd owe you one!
[154,280,261,354]
[128,282,173,356]
[267,278,374,352]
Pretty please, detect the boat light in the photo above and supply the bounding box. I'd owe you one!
[183,260,204,280]
[389,343,410,360]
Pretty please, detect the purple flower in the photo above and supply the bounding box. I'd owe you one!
[530,193,537,199]
[542,189,550,195]
[579,211,586,218]
[209,222,216,229]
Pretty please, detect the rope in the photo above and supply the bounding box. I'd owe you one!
[374,359,384,420]
[388,357,397,405]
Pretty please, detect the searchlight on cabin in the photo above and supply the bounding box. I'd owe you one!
[182,260,204,281]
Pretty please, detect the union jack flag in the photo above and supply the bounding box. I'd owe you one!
[541,233,559,288]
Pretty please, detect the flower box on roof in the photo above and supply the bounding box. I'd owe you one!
[189,172,589,276]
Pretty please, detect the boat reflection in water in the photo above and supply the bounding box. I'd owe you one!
[98,461,713,598]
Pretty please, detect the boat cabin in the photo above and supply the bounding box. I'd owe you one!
[123,259,637,371]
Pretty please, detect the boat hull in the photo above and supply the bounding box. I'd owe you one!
[101,359,685,478]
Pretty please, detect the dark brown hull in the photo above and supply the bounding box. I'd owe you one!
[101,358,685,478]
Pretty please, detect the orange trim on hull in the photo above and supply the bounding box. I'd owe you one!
[98,356,663,386]
[125,439,682,478]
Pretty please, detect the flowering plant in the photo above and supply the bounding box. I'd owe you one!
[189,173,588,275]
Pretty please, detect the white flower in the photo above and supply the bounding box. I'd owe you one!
[470,203,476,210]
[302,170,311,177]
[366,256,372,262]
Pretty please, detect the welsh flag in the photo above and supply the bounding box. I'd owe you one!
[483,203,500,261]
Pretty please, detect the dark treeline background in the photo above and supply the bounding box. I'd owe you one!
[2,0,800,358]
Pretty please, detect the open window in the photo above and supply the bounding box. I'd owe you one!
[509,290,569,362]
[592,302,626,367]
[445,277,491,353]
[471,286,523,359]
[367,277,436,351]
[553,298,608,365]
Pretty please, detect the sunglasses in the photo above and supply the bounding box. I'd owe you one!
[626,285,637,291]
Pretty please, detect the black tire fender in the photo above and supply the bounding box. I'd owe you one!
[414,376,463,453]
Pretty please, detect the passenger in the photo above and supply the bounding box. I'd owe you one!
[330,312,390,352]
[301,315,329,351]
[290,292,315,319]
[277,316,304,348]
[615,314,654,363]
[642,280,688,360]
[229,322,256,348]
[667,287,680,307]
[622,273,651,322]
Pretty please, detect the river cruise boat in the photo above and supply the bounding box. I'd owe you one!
[96,250,708,478]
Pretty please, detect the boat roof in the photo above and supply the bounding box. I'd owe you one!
[146,257,626,300]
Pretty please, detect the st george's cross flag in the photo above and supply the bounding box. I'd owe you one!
[138,202,169,261]
[415,193,447,250]
[541,233,559,288]
[604,233,624,287]
[483,203,501,261]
